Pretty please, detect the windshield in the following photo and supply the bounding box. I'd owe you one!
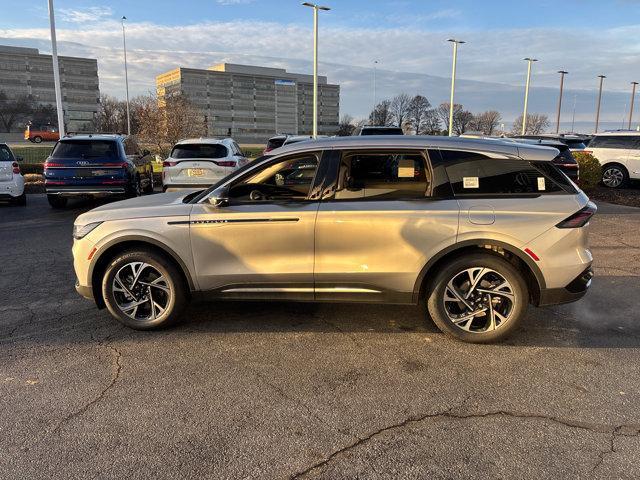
[191,155,272,203]
[171,144,228,159]
[51,140,119,159]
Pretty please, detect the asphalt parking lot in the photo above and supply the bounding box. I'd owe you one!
[1,194,639,479]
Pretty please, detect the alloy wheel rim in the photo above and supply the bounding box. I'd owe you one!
[603,168,623,188]
[112,262,171,321]
[443,267,516,333]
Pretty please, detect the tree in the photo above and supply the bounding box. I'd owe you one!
[368,100,393,126]
[406,95,440,135]
[0,90,35,133]
[97,94,128,134]
[437,103,474,135]
[511,113,550,135]
[337,114,357,136]
[470,110,502,135]
[389,93,412,129]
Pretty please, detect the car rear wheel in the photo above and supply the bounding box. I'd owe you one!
[102,250,187,330]
[14,193,27,206]
[426,253,528,343]
[142,170,155,194]
[47,194,68,209]
[126,175,141,198]
[33,136,42,144]
[602,164,628,189]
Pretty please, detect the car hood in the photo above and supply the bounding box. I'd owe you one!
[75,190,201,225]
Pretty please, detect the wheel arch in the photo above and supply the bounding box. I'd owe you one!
[89,236,195,309]
[413,239,545,305]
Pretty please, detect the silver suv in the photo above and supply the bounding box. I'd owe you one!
[72,136,595,343]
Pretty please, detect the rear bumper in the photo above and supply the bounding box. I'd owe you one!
[538,267,593,306]
[46,186,126,196]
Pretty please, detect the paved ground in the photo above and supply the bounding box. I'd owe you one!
[1,195,639,480]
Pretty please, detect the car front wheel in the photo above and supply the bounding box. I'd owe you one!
[102,250,187,330]
[426,253,528,343]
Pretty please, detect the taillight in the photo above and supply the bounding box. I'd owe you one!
[556,202,597,228]
[163,161,177,167]
[102,162,128,168]
[581,150,593,155]
[12,162,20,174]
[44,161,65,168]
[214,160,236,167]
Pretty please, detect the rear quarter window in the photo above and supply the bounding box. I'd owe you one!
[171,144,228,159]
[589,136,640,149]
[0,145,14,162]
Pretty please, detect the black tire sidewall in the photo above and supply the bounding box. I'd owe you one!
[102,250,186,330]
[427,253,528,343]
[47,194,67,208]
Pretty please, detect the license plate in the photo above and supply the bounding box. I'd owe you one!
[92,170,109,176]
[188,168,205,177]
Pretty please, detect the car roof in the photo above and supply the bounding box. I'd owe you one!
[594,130,640,136]
[175,138,233,145]
[61,134,124,142]
[269,135,559,162]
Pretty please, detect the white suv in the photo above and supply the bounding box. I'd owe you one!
[587,131,640,188]
[0,143,26,206]
[162,138,249,191]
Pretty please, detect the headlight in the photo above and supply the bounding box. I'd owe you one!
[73,222,103,240]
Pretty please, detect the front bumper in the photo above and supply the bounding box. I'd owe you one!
[538,267,593,306]
[75,281,94,300]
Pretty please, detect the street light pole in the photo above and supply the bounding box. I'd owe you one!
[628,81,638,130]
[302,3,330,139]
[447,39,465,136]
[122,16,131,135]
[522,58,538,135]
[571,94,577,133]
[373,60,378,112]
[595,75,606,133]
[556,70,568,134]
[47,0,65,137]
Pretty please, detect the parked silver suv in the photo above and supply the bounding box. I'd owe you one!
[72,136,595,343]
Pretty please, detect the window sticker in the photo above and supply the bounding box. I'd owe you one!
[463,177,480,189]
[398,159,415,178]
[537,177,546,191]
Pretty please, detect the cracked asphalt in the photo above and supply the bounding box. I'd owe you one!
[1,194,639,479]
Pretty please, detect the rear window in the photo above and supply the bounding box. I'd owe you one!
[171,144,228,159]
[440,150,567,196]
[360,127,404,136]
[267,138,286,150]
[0,145,14,162]
[563,139,586,149]
[51,140,119,159]
[589,135,640,149]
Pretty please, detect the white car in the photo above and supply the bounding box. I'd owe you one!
[162,138,249,191]
[0,143,26,206]
[586,131,640,188]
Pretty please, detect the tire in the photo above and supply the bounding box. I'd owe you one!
[126,175,141,198]
[47,194,68,209]
[426,253,529,343]
[33,136,42,144]
[102,249,187,330]
[14,193,27,206]
[142,169,155,194]
[602,164,629,189]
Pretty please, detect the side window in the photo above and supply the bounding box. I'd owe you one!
[441,150,563,196]
[228,153,319,203]
[589,136,640,149]
[334,150,431,200]
[233,142,244,156]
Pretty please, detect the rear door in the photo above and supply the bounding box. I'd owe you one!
[625,136,640,179]
[0,145,15,182]
[314,148,459,303]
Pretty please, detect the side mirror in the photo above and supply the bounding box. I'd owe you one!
[15,156,23,162]
[207,186,229,208]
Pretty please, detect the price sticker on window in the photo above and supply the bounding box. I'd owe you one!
[463,177,480,189]
[537,177,546,191]
[398,159,415,178]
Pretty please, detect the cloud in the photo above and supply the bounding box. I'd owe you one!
[216,0,255,5]
[59,6,113,24]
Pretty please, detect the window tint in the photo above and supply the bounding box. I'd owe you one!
[228,153,319,203]
[334,151,430,200]
[267,138,286,150]
[0,145,14,162]
[589,135,640,149]
[51,140,119,159]
[171,144,228,159]
[532,161,577,193]
[441,150,563,196]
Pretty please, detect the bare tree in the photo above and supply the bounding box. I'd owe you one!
[470,110,502,135]
[0,91,35,133]
[368,100,393,126]
[97,94,128,134]
[337,114,357,136]
[511,113,550,135]
[406,95,440,135]
[389,93,412,129]
[437,103,474,135]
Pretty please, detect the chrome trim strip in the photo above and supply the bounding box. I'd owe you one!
[173,218,300,226]
[221,287,313,293]
[315,287,382,294]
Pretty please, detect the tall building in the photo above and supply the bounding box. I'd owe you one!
[157,63,340,144]
[0,45,100,132]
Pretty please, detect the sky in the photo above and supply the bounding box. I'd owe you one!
[2,0,640,131]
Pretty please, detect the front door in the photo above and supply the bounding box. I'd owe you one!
[190,151,324,299]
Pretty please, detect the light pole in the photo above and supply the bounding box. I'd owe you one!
[556,70,568,134]
[47,0,65,137]
[373,60,379,112]
[628,81,638,130]
[521,58,538,135]
[302,2,330,138]
[595,75,606,133]
[571,94,577,133]
[447,39,465,136]
[122,16,131,135]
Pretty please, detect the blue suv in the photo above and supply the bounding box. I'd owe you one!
[44,134,155,208]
